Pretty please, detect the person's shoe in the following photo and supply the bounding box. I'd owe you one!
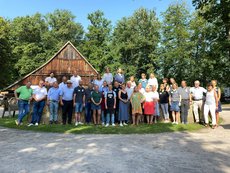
[28,123,34,127]
[15,120,19,126]
[172,121,175,125]
[35,123,38,126]
[102,122,105,126]
[75,122,79,126]
[175,122,178,125]
[112,123,116,126]
[54,121,58,124]
[123,122,128,126]
[49,121,53,125]
[119,123,123,127]
[105,123,109,127]
[78,122,84,125]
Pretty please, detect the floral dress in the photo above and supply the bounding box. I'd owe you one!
[131,92,144,114]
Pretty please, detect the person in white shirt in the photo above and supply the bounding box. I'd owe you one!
[102,67,113,85]
[143,85,155,124]
[126,81,134,100]
[129,76,136,89]
[70,71,81,89]
[28,80,47,126]
[45,72,57,87]
[148,73,158,90]
[93,74,104,89]
[190,80,207,123]
[137,83,145,95]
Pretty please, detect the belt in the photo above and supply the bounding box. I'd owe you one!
[20,99,29,102]
[193,99,203,101]
[50,100,59,102]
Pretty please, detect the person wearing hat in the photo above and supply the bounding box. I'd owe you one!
[60,80,74,125]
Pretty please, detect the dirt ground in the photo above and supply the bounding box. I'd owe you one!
[0,106,230,173]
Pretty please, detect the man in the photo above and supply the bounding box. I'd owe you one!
[113,81,121,123]
[178,81,191,124]
[100,81,109,125]
[47,81,62,124]
[59,76,67,90]
[14,81,33,125]
[190,80,207,123]
[70,71,81,88]
[102,67,113,85]
[85,83,93,124]
[73,80,85,126]
[45,72,57,87]
[60,80,74,125]
[28,80,47,126]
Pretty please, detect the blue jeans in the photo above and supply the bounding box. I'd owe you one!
[49,101,59,121]
[85,102,91,123]
[18,100,30,123]
[101,110,106,124]
[154,102,160,116]
[106,113,114,124]
[31,100,45,124]
[160,103,169,119]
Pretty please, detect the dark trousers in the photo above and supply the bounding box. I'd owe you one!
[181,99,190,123]
[85,102,92,123]
[62,100,73,125]
[31,100,45,124]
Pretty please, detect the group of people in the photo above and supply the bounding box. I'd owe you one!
[14,67,222,129]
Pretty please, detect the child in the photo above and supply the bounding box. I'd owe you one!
[169,83,181,124]
[105,84,116,127]
[130,86,144,125]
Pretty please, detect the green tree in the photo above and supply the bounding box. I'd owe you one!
[113,8,161,79]
[80,10,112,73]
[160,3,193,83]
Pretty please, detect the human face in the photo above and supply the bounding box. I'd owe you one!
[127,82,131,88]
[130,76,134,82]
[170,78,175,84]
[152,86,157,92]
[145,86,150,92]
[53,82,58,88]
[114,81,119,87]
[172,84,177,90]
[160,84,164,91]
[109,84,113,91]
[95,85,99,91]
[207,85,213,91]
[211,80,217,87]
[141,74,146,79]
[26,82,31,88]
[39,81,44,87]
[194,81,200,88]
[134,87,138,92]
[121,84,126,90]
[103,81,107,87]
[118,68,122,73]
[50,73,54,77]
[62,77,67,83]
[106,67,110,73]
[181,81,186,88]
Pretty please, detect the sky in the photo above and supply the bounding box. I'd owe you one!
[0,0,194,30]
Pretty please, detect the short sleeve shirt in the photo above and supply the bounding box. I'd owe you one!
[73,86,85,103]
[33,87,47,100]
[91,91,102,103]
[170,89,180,102]
[16,86,33,100]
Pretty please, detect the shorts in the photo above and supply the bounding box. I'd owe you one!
[170,101,180,112]
[91,103,101,110]
[75,103,83,113]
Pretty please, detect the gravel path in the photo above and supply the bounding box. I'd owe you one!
[0,106,230,173]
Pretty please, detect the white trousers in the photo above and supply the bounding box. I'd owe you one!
[204,104,216,125]
[193,100,203,122]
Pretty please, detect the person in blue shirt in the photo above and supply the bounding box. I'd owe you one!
[47,82,62,124]
[114,68,125,84]
[138,73,148,89]
[60,80,74,125]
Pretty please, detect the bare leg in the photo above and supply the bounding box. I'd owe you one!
[136,114,140,125]
[176,112,179,123]
[93,110,96,125]
[97,110,101,125]
[172,111,175,122]
[146,115,150,124]
[216,112,219,126]
[132,114,135,125]
[150,115,153,124]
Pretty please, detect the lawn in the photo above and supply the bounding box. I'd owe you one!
[0,117,204,134]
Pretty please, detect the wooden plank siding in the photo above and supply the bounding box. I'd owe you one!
[3,41,98,91]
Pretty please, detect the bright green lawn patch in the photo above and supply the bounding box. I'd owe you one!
[0,117,204,134]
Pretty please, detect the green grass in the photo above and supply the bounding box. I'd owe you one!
[0,117,204,134]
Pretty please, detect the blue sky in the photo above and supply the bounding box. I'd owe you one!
[0,0,194,30]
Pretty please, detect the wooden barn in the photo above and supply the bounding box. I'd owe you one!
[3,41,98,91]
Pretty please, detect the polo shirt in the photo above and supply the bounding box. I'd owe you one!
[93,79,104,88]
[102,73,113,85]
[45,77,57,84]
[16,86,33,100]
[170,89,180,102]
[61,85,74,101]
[178,87,190,100]
[47,87,62,101]
[85,88,93,102]
[190,87,207,100]
[70,75,81,88]
[91,91,102,103]
[73,86,85,103]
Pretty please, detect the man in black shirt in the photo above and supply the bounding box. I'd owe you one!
[112,81,121,123]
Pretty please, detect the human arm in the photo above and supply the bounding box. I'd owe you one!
[214,90,218,109]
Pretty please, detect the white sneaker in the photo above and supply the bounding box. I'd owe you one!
[172,121,176,125]
[120,123,123,127]
[123,122,128,126]
[78,122,83,125]
[105,123,109,127]
[27,123,34,127]
[75,122,78,126]
[175,122,178,125]
[102,122,105,126]
[35,123,38,126]
[112,123,116,126]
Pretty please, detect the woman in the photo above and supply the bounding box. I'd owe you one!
[137,83,145,95]
[91,85,102,125]
[162,78,170,91]
[130,86,144,125]
[118,83,129,126]
[143,85,155,124]
[211,80,222,126]
[148,73,158,90]
[152,85,160,123]
[105,84,116,127]
[93,74,104,89]
[169,78,176,91]
[138,73,148,89]
[169,83,181,124]
[129,76,136,89]
[159,84,170,122]
[204,83,218,129]
[102,67,113,85]
[114,68,125,84]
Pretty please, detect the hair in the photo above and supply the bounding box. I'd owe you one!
[163,78,168,82]
[207,82,213,87]
[141,73,146,76]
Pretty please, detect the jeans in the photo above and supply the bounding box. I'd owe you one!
[101,110,106,124]
[181,100,190,123]
[160,103,169,119]
[31,100,45,124]
[18,100,30,123]
[85,102,91,123]
[62,100,73,125]
[49,101,59,121]
[106,113,115,124]
[154,102,160,116]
